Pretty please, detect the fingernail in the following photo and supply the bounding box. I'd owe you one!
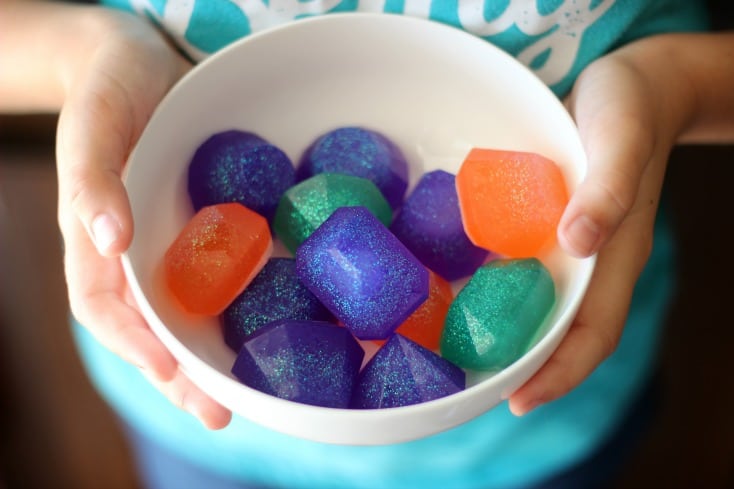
[92,213,121,253]
[564,215,600,257]
[511,399,541,417]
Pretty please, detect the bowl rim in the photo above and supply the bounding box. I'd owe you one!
[120,12,597,445]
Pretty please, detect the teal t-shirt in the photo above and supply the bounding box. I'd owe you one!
[77,1,707,488]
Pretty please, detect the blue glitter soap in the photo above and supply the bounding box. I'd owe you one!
[188,129,295,222]
[295,206,429,340]
[390,170,489,281]
[351,334,465,409]
[440,258,556,371]
[231,320,364,408]
[220,258,335,353]
[296,126,409,209]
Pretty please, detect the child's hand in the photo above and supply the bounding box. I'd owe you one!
[54,8,232,429]
[508,35,696,415]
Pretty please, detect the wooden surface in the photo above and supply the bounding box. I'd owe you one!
[1,115,733,488]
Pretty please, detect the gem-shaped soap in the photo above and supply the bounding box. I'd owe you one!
[296,206,429,340]
[221,258,335,352]
[164,202,272,316]
[231,320,364,408]
[188,130,295,222]
[273,173,393,254]
[296,127,409,209]
[351,334,465,409]
[391,170,489,281]
[383,270,452,352]
[456,148,569,258]
[440,258,555,371]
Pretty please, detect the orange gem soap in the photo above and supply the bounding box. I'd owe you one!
[164,202,273,315]
[456,148,569,258]
[392,270,453,351]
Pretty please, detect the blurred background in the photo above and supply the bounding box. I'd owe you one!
[2,114,734,489]
[2,1,734,487]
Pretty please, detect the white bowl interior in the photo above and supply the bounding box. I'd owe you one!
[122,13,594,445]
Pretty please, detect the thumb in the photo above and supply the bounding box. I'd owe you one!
[56,69,139,257]
[558,62,655,258]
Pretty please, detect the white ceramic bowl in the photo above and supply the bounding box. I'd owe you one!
[122,13,595,445]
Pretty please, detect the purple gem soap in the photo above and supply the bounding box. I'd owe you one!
[188,129,295,222]
[221,258,334,352]
[296,206,429,340]
[231,320,364,408]
[351,334,465,409]
[391,170,489,281]
[296,126,409,209]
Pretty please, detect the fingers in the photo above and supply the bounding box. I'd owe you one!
[63,214,178,382]
[558,60,655,258]
[56,71,135,257]
[509,211,652,416]
[142,367,233,430]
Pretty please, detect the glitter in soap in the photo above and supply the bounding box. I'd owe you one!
[456,148,569,258]
[296,206,429,340]
[231,319,364,408]
[296,126,409,209]
[188,130,296,222]
[440,258,555,371]
[221,257,334,352]
[164,202,272,316]
[391,169,489,281]
[351,334,465,409]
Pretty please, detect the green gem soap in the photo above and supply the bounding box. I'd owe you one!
[273,173,393,254]
[440,258,555,371]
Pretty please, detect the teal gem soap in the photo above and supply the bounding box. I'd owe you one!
[440,258,555,371]
[273,173,393,254]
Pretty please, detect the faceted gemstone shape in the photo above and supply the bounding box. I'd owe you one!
[390,170,489,281]
[164,202,272,315]
[387,270,453,352]
[273,173,393,254]
[440,258,555,371]
[456,148,569,258]
[296,126,409,209]
[188,129,296,222]
[231,320,364,408]
[296,206,429,340]
[351,334,465,409]
[221,258,335,352]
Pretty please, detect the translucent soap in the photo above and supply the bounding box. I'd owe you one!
[188,129,296,222]
[164,202,272,316]
[351,334,465,409]
[456,148,569,258]
[391,169,489,281]
[231,320,364,408]
[390,270,453,352]
[296,126,409,209]
[440,258,555,371]
[220,257,334,352]
[273,173,392,254]
[296,206,429,340]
